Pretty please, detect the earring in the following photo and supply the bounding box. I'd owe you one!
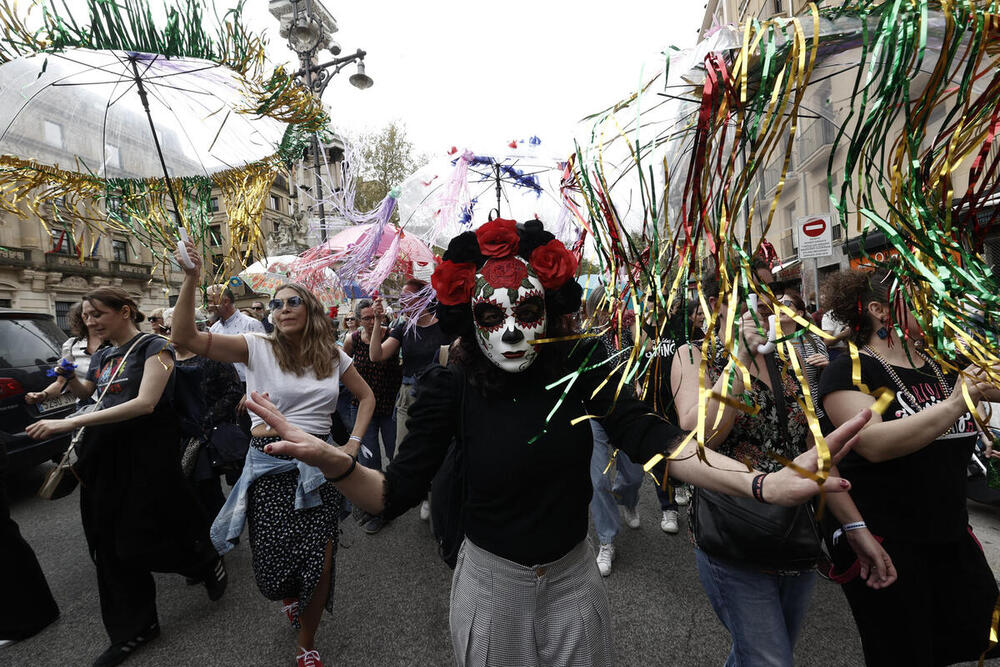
[876,319,890,340]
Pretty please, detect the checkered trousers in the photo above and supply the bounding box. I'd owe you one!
[449,539,614,667]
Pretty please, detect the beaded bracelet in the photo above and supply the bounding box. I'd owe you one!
[751,473,768,503]
[327,455,357,483]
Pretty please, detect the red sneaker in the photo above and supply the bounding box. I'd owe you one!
[297,648,323,667]
[281,598,299,627]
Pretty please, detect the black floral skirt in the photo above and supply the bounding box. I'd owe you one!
[246,436,342,625]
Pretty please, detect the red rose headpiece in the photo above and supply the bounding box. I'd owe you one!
[431,219,583,337]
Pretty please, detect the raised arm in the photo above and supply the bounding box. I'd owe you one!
[673,311,766,449]
[823,382,981,463]
[172,240,248,365]
[368,297,402,362]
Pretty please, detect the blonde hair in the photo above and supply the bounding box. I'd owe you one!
[268,283,338,379]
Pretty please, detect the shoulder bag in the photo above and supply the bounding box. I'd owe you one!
[38,334,150,500]
[430,366,467,569]
[690,352,822,571]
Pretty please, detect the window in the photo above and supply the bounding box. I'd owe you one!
[210,197,220,213]
[832,223,842,241]
[112,239,128,263]
[105,144,121,169]
[55,300,74,333]
[43,120,63,147]
[0,317,65,367]
[211,254,225,276]
[49,229,76,255]
[209,224,223,246]
[269,195,281,211]
[106,195,122,215]
[773,0,784,13]
[272,221,281,235]
[0,299,11,309]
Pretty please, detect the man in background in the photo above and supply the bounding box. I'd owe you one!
[208,286,265,430]
[251,301,273,333]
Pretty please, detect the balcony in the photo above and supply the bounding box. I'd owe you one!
[0,247,32,267]
[797,118,837,168]
[45,253,100,275]
[110,261,149,280]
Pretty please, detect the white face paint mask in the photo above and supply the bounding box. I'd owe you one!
[471,256,547,373]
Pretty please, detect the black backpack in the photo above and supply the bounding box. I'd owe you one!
[430,367,467,568]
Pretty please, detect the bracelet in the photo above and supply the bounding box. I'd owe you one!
[751,473,768,503]
[842,520,867,533]
[348,435,362,443]
[327,454,357,483]
[205,330,213,357]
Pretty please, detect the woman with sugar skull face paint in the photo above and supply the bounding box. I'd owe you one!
[244,219,873,667]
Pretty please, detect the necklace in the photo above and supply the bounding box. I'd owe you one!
[861,345,955,433]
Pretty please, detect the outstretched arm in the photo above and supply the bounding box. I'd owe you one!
[172,240,248,365]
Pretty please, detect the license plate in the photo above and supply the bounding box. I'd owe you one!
[39,393,75,413]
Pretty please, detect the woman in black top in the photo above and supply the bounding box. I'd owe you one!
[166,307,244,517]
[246,220,871,666]
[820,268,1000,666]
[368,277,453,522]
[25,288,225,667]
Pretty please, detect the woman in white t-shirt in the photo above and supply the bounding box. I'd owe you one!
[172,241,374,667]
[26,302,106,408]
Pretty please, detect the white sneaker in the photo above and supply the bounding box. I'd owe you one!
[661,509,679,534]
[674,485,691,506]
[622,505,641,529]
[596,543,615,577]
[419,499,431,521]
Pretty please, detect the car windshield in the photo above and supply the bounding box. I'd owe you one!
[0,318,65,368]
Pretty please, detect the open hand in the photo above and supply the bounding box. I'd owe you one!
[245,392,352,478]
[764,408,871,505]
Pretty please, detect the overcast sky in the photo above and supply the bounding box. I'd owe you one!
[49,0,704,159]
[242,1,705,159]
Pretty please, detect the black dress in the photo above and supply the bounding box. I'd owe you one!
[79,334,217,643]
[383,339,682,566]
[819,354,1000,665]
[0,442,59,640]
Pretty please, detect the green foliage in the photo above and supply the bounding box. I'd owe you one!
[351,121,428,214]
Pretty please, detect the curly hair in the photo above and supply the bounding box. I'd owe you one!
[267,283,339,379]
[821,268,894,345]
[67,302,88,339]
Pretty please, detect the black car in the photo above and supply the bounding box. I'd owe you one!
[0,310,76,471]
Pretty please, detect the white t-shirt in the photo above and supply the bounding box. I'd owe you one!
[242,333,353,435]
[211,311,266,381]
[821,311,848,350]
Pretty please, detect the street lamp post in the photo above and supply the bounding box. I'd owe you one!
[269,0,373,242]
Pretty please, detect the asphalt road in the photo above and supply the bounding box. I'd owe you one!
[5,464,1000,666]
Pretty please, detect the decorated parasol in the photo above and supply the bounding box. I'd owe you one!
[0,0,327,277]
[239,255,342,306]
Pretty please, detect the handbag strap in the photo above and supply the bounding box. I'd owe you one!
[763,352,795,452]
[68,333,153,452]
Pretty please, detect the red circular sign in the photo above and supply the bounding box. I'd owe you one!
[802,218,827,238]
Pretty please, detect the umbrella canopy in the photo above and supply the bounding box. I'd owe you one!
[0,0,326,274]
[0,49,288,181]
[396,139,573,247]
[323,223,435,265]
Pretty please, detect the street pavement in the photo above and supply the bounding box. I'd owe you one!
[5,463,1000,666]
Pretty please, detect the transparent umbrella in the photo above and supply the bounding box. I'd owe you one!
[0,0,326,270]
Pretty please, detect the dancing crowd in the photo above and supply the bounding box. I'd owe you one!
[3,218,999,667]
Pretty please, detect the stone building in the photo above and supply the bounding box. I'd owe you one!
[699,0,999,299]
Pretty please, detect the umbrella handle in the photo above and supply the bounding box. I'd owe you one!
[177,228,194,269]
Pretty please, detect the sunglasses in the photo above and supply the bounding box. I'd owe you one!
[150,316,163,322]
[269,296,305,311]
[252,306,264,311]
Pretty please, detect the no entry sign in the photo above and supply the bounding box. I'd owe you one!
[797,214,833,258]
